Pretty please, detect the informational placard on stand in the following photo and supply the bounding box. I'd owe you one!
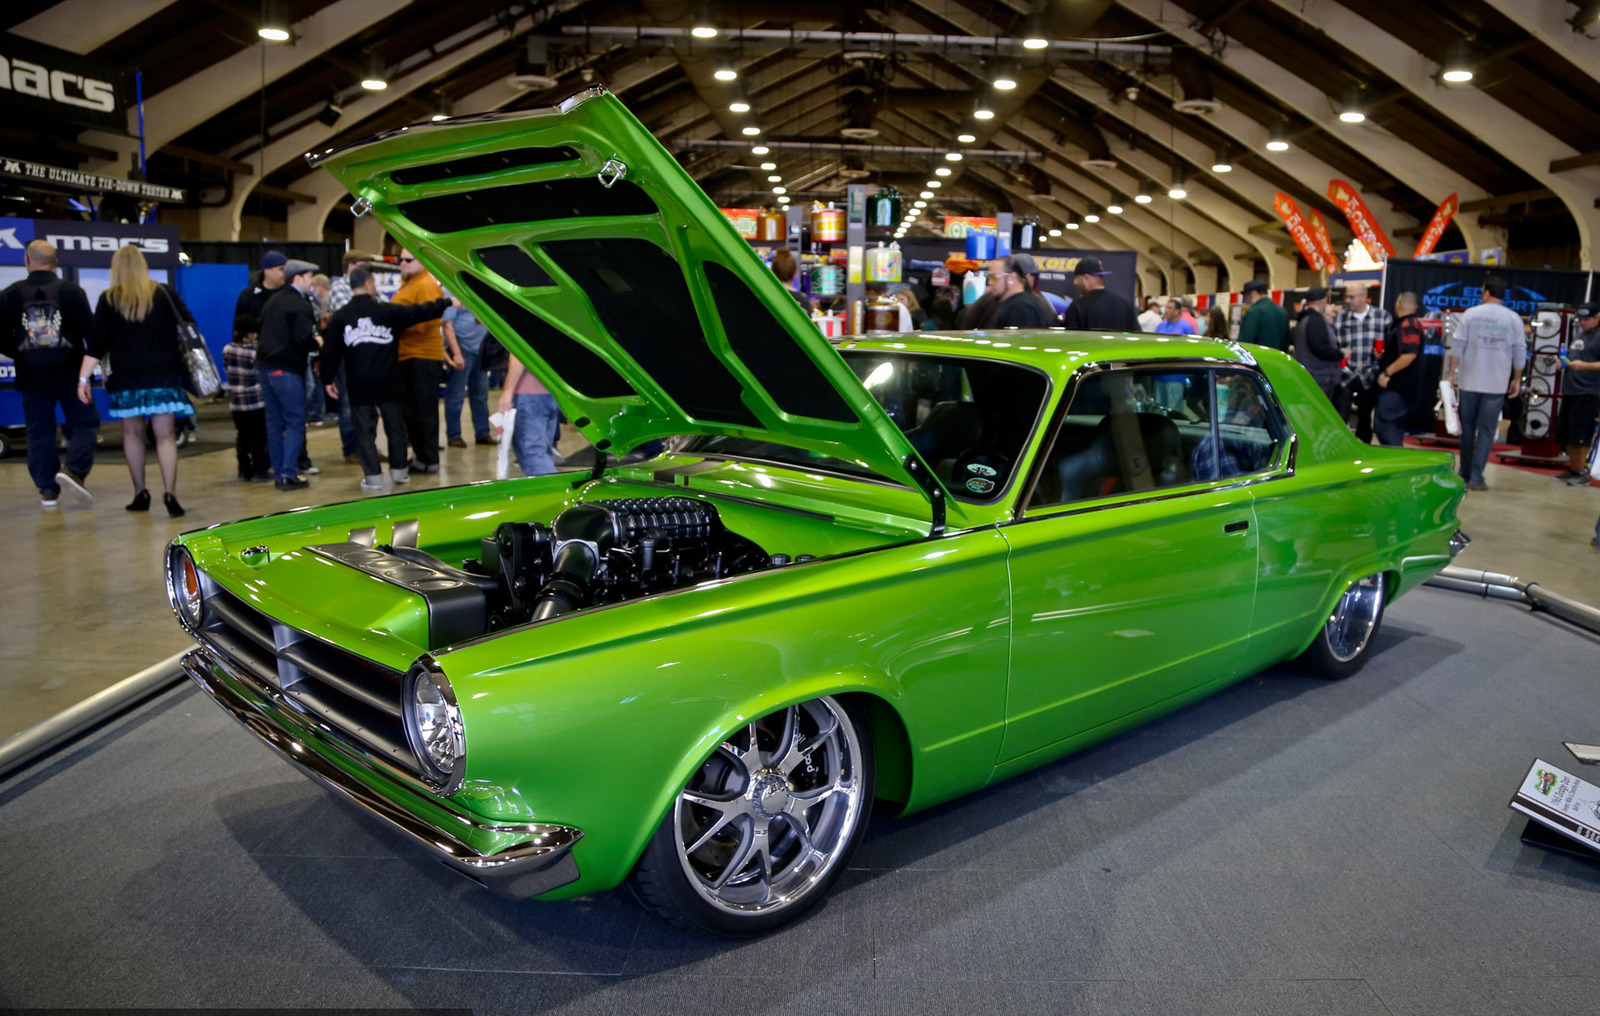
[1509,759,1600,854]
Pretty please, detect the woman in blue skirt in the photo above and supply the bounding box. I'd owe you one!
[78,245,193,517]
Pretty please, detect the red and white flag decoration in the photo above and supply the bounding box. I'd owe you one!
[1328,179,1395,263]
[1412,193,1459,259]
[1273,192,1327,272]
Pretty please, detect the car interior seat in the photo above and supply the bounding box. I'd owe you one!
[907,400,985,477]
[1055,413,1187,502]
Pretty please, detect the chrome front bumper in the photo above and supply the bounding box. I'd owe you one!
[182,647,583,900]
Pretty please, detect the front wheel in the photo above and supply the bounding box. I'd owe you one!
[1299,572,1387,679]
[629,696,875,936]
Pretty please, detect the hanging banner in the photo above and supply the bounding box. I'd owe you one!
[1381,258,1592,317]
[719,208,759,238]
[1412,193,1459,259]
[0,155,184,202]
[0,216,180,268]
[1327,179,1395,263]
[0,32,126,133]
[942,216,997,238]
[1307,209,1338,272]
[1272,192,1326,272]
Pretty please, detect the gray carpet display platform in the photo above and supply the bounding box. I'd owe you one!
[3,586,1599,1015]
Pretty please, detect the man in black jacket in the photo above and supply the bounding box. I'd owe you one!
[255,258,320,490]
[320,266,451,490]
[1293,287,1343,403]
[1060,256,1140,332]
[0,240,98,506]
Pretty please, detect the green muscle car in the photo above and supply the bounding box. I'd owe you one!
[167,87,1466,936]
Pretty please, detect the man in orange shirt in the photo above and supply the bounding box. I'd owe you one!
[393,248,463,473]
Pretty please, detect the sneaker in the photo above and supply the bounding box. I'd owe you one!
[1468,481,1489,491]
[448,437,469,449]
[40,490,59,508]
[1567,473,1593,487]
[54,469,93,502]
[275,476,310,491]
[1555,468,1585,481]
[408,459,439,474]
[360,475,384,491]
[304,464,321,475]
[390,468,411,484]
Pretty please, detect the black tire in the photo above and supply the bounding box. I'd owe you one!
[628,695,875,936]
[1299,572,1388,679]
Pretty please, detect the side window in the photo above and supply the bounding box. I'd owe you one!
[1029,368,1213,508]
[1195,372,1283,481]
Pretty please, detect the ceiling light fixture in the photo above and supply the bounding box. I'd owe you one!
[1066,220,1080,230]
[691,25,718,39]
[1048,227,1062,236]
[760,161,776,170]
[1338,92,1366,123]
[1168,178,1188,200]
[1266,124,1290,152]
[751,145,769,155]
[920,190,934,199]
[1106,199,1124,214]
[1440,40,1474,83]
[956,133,977,144]
[258,1,289,41]
[946,152,963,161]
[768,175,782,182]
[742,126,762,136]
[1023,36,1049,50]
[1134,187,1153,204]
[1084,205,1101,223]
[936,167,952,177]
[928,180,941,188]
[729,100,750,112]
[778,195,791,203]
[994,72,1018,90]
[714,66,738,82]
[361,57,388,91]
[915,200,927,207]
[974,97,995,120]
[1212,149,1233,173]
[772,185,786,194]
[259,25,290,42]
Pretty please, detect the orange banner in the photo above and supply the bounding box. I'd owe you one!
[1412,193,1459,259]
[1327,179,1395,262]
[943,215,998,238]
[1308,210,1338,272]
[719,208,760,237]
[1273,192,1327,272]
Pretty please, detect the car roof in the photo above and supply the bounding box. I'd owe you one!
[836,330,1256,373]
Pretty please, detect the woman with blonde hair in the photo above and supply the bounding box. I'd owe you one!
[78,244,194,516]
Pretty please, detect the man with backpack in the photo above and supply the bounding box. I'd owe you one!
[0,240,98,506]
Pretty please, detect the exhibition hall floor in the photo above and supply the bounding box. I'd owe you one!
[3,586,1598,1015]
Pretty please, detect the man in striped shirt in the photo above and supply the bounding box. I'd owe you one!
[223,314,271,481]
[1334,285,1393,444]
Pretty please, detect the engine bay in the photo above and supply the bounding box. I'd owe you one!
[309,497,794,648]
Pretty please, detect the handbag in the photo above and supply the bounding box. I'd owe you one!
[160,284,221,398]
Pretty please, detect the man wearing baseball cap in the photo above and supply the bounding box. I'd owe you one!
[256,258,322,490]
[235,250,287,320]
[1236,279,1289,351]
[1556,301,1600,486]
[1061,256,1139,331]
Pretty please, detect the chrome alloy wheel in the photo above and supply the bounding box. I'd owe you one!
[1325,573,1386,663]
[673,697,865,915]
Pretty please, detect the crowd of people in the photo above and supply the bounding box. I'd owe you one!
[1,240,563,514]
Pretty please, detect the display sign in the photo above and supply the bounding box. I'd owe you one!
[1382,258,1592,317]
[0,216,181,269]
[0,155,184,202]
[898,240,1138,303]
[0,32,126,133]
[1417,249,1472,265]
[719,207,759,238]
[1412,194,1458,259]
[1272,192,1327,272]
[1510,759,1600,855]
[1328,179,1395,262]
[942,216,997,238]
[1308,209,1338,272]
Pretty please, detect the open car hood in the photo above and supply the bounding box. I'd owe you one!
[308,86,960,529]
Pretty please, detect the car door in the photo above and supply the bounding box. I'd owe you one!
[996,365,1267,765]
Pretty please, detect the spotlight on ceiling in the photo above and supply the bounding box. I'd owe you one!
[742,126,761,136]
[1265,125,1290,152]
[1338,93,1366,123]
[691,25,718,39]
[994,74,1018,90]
[945,152,964,161]
[714,66,738,82]
[1212,149,1233,173]
[1106,200,1124,214]
[751,145,769,155]
[778,195,791,203]
[760,161,776,170]
[915,200,927,207]
[1023,36,1049,50]
[1048,227,1062,237]
[1168,179,1188,200]
[974,98,995,120]
[259,25,290,42]
[772,185,786,194]
[935,167,952,177]
[920,190,934,199]
[361,58,388,91]
[956,133,976,143]
[1440,40,1474,83]
[1066,220,1080,230]
[768,175,782,182]
[927,180,941,188]
[258,1,289,41]
[1134,187,1153,204]
[729,100,750,112]
[1084,206,1101,223]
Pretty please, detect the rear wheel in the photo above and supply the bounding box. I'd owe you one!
[629,696,874,936]
[1299,572,1387,679]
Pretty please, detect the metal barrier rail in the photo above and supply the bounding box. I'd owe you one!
[0,651,188,782]
[1425,566,1600,636]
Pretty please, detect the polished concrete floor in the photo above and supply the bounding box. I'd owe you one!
[2,404,1597,742]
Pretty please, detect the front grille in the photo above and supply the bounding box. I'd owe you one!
[198,589,420,776]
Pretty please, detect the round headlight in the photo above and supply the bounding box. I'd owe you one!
[167,545,204,628]
[403,657,465,794]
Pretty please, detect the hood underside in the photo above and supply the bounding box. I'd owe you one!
[308,87,957,524]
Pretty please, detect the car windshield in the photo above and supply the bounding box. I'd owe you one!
[680,350,1050,503]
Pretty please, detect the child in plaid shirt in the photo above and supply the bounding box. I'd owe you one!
[224,314,272,481]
